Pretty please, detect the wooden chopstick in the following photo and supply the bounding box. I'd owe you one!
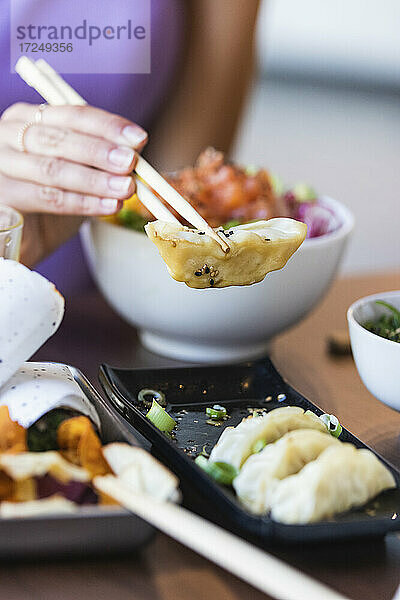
[35,58,86,106]
[95,476,351,600]
[15,56,67,105]
[15,57,230,252]
[136,177,180,225]
[134,156,230,251]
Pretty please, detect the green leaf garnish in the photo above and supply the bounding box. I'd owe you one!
[375,301,400,321]
[270,174,285,196]
[244,165,259,176]
[292,183,317,203]
[363,301,400,343]
[222,220,241,230]
[117,208,148,232]
[27,409,77,452]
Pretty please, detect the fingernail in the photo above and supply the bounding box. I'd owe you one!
[108,176,132,193]
[122,126,148,147]
[101,198,120,213]
[109,146,134,169]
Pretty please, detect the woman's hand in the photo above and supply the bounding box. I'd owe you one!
[0,103,147,265]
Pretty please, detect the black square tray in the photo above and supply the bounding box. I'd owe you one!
[99,357,400,545]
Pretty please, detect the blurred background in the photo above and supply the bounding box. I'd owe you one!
[233,0,400,274]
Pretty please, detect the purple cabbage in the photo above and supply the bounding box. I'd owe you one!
[284,190,340,238]
[36,474,98,505]
[294,202,340,238]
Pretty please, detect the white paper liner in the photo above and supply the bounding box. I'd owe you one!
[0,362,100,429]
[0,259,65,389]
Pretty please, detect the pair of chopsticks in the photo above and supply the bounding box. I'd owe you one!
[95,476,351,600]
[14,57,230,253]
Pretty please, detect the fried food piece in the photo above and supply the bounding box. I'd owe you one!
[0,406,27,454]
[0,472,15,501]
[57,416,110,478]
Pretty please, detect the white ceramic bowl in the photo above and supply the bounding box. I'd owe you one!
[81,196,354,363]
[347,291,400,411]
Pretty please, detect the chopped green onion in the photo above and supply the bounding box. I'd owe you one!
[320,413,342,438]
[200,445,210,458]
[195,455,209,470]
[205,405,227,420]
[138,388,166,408]
[194,456,238,486]
[146,399,176,433]
[252,439,267,454]
[292,183,317,203]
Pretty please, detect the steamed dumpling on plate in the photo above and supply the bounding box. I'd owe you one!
[208,406,327,470]
[269,444,396,524]
[145,218,307,289]
[233,429,340,514]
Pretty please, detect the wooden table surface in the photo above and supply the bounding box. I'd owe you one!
[3,271,400,600]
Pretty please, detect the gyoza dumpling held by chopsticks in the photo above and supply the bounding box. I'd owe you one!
[145,218,307,289]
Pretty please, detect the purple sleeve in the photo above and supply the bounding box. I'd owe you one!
[1,0,185,294]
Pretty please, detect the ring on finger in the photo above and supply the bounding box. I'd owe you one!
[34,103,47,124]
[16,105,46,152]
[16,120,34,153]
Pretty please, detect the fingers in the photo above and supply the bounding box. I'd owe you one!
[0,173,123,216]
[0,102,144,217]
[0,147,136,200]
[2,103,148,150]
[0,120,137,175]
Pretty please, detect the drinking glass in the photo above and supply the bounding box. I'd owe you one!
[0,204,23,260]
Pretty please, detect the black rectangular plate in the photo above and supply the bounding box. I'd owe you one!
[0,363,155,560]
[99,357,400,545]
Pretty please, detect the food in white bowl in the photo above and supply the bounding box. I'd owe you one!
[113,148,340,240]
[347,291,400,411]
[81,151,354,363]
